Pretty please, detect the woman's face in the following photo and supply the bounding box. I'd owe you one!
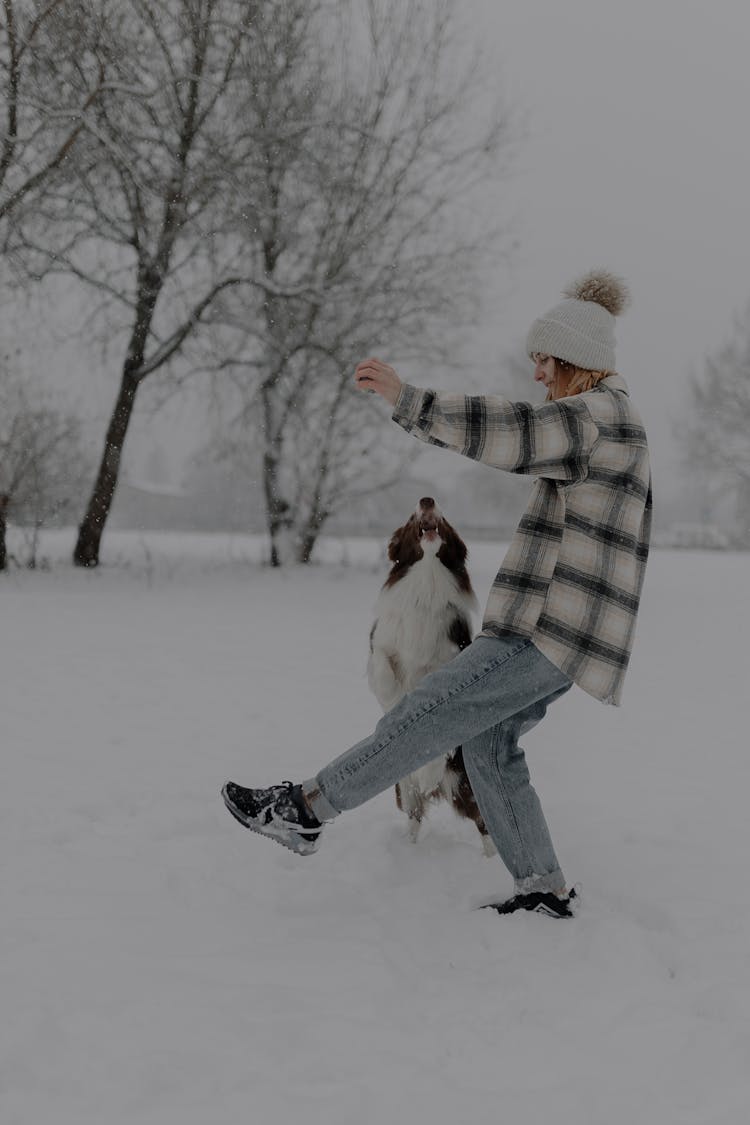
[533,354,555,389]
[532,355,572,400]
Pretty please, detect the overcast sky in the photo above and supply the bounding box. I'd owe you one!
[459,0,750,500]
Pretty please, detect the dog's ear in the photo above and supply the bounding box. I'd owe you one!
[438,522,467,569]
[386,518,423,583]
[387,526,407,563]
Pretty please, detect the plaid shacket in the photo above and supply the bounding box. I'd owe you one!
[392,374,652,705]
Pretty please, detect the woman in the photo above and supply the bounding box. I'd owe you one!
[222,271,652,919]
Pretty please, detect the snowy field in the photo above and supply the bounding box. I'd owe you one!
[1,527,748,1125]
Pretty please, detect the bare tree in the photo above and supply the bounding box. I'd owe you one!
[206,0,512,564]
[0,0,106,231]
[9,0,511,569]
[15,0,278,567]
[0,369,88,569]
[685,311,750,545]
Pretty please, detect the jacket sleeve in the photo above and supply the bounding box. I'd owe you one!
[392,383,600,481]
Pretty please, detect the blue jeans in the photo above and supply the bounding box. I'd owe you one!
[303,635,573,895]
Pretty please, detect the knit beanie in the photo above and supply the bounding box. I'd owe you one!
[526,270,630,372]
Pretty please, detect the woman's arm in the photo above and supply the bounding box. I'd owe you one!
[354,357,599,481]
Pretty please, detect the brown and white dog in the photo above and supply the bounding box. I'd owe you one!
[367,497,493,854]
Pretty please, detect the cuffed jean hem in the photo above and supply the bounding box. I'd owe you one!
[515,871,566,896]
[301,778,341,822]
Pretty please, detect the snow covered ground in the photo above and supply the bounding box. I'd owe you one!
[1,528,748,1125]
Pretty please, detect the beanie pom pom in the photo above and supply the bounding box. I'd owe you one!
[563,270,630,317]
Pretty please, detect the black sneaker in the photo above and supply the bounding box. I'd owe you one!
[480,887,577,919]
[221,780,323,856]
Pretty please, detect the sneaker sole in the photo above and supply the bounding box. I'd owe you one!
[221,784,319,857]
[477,902,574,918]
[475,888,577,918]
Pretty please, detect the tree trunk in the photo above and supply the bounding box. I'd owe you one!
[736,480,750,548]
[27,521,41,569]
[0,494,8,571]
[295,503,329,564]
[294,391,337,564]
[260,381,295,567]
[73,372,139,567]
[262,448,293,567]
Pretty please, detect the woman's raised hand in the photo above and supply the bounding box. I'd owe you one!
[354,358,403,406]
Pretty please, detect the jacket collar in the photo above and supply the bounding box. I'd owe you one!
[600,373,629,396]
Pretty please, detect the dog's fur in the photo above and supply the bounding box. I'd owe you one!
[367,497,493,853]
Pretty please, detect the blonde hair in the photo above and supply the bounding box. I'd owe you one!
[546,359,611,401]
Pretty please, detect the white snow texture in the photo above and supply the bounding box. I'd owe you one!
[1,528,748,1125]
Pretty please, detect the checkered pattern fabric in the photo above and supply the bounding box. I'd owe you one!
[392,374,652,705]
